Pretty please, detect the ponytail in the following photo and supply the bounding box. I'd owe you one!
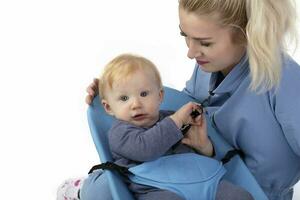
[245,0,298,92]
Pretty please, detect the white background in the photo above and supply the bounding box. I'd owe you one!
[0,0,299,199]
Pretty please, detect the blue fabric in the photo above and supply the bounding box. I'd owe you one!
[86,95,134,200]
[80,170,113,200]
[86,86,268,200]
[184,55,300,200]
[129,153,226,200]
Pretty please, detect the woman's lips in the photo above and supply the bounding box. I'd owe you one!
[197,60,210,65]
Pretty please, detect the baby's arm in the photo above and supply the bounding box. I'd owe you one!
[109,102,209,161]
[109,117,183,162]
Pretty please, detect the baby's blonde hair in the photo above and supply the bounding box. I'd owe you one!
[99,53,162,99]
[179,0,298,92]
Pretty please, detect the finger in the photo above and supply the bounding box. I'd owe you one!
[189,102,198,110]
[190,114,202,125]
[193,114,202,124]
[93,78,99,85]
[91,82,98,91]
[85,95,92,105]
[190,121,201,126]
[87,78,99,91]
[201,115,206,126]
[181,138,191,146]
[195,112,202,120]
[86,86,96,96]
[189,103,198,113]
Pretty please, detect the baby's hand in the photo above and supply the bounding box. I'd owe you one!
[169,102,201,128]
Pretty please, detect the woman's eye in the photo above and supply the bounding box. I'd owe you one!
[140,91,148,97]
[120,96,129,101]
[180,31,187,37]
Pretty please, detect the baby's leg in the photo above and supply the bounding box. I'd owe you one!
[136,189,184,200]
[216,180,254,200]
[80,170,113,200]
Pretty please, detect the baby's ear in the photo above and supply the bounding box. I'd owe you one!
[101,99,114,116]
[159,88,164,102]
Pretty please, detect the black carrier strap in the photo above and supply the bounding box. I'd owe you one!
[221,149,244,164]
[88,162,132,176]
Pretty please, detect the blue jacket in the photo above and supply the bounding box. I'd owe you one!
[183,54,300,200]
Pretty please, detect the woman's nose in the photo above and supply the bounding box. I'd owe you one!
[187,40,203,59]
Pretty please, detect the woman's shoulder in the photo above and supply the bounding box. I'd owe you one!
[268,55,300,101]
[282,54,300,72]
[281,55,300,83]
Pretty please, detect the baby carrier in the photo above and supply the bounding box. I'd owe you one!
[87,86,268,200]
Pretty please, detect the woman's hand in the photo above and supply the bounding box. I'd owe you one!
[85,78,99,104]
[181,114,214,157]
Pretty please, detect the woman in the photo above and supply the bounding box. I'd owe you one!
[60,0,300,200]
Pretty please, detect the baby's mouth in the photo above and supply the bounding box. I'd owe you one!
[132,114,147,120]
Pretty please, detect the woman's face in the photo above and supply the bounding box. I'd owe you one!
[179,8,246,76]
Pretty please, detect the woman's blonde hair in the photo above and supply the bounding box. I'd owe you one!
[179,0,298,92]
[99,53,162,99]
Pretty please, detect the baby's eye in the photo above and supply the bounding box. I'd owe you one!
[201,42,211,47]
[140,91,148,97]
[120,96,129,101]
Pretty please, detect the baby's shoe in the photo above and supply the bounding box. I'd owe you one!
[57,177,85,200]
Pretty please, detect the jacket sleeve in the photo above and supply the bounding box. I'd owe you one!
[109,118,183,162]
[273,57,300,157]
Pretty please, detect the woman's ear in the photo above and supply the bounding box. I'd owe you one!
[101,99,114,116]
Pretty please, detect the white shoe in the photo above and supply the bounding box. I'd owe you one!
[57,177,85,200]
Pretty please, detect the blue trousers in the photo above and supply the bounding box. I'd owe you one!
[80,170,113,200]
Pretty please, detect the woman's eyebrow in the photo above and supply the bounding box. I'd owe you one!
[179,25,212,40]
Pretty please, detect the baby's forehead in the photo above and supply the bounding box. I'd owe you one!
[116,69,154,82]
[112,78,149,90]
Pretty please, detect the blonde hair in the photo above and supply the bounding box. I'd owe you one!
[99,53,162,99]
[179,0,298,92]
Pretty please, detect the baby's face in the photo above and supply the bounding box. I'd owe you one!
[103,69,163,128]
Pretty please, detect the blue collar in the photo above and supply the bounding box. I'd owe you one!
[209,54,249,95]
